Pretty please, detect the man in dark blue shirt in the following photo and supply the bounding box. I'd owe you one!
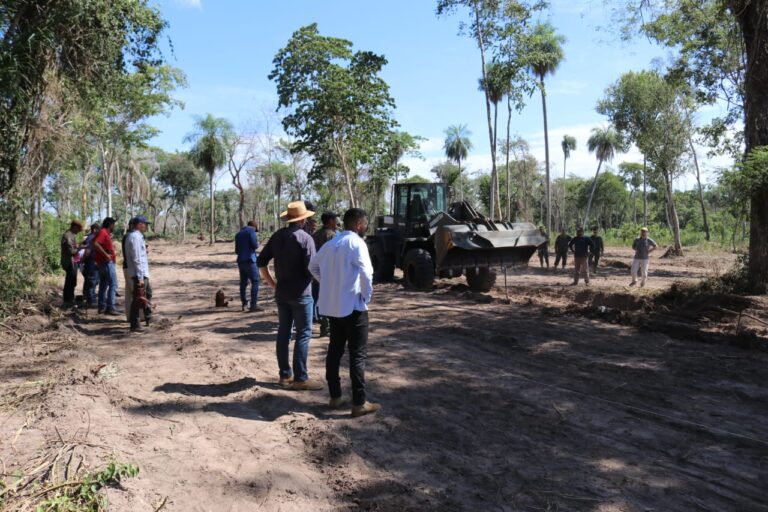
[568,227,594,285]
[257,201,322,391]
[235,220,263,312]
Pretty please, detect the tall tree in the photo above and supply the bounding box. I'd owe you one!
[443,125,474,201]
[583,126,622,228]
[598,70,689,254]
[185,114,233,245]
[478,63,507,217]
[269,24,397,208]
[525,22,565,235]
[158,152,205,241]
[560,134,576,226]
[615,0,768,287]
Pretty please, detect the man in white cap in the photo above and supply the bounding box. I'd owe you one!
[125,215,153,332]
[257,201,322,391]
[630,227,657,287]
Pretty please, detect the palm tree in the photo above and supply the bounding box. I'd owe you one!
[443,124,473,201]
[184,114,233,245]
[560,134,576,227]
[527,23,565,235]
[583,126,622,228]
[478,63,507,218]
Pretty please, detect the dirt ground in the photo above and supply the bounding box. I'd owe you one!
[2,241,768,511]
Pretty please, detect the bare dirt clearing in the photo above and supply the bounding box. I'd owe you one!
[2,242,767,511]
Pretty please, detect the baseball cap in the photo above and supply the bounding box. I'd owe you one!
[132,215,152,225]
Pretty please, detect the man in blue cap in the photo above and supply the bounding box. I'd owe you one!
[125,215,153,332]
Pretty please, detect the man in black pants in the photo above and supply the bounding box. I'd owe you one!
[589,227,604,273]
[60,220,84,307]
[309,208,380,417]
[554,228,571,269]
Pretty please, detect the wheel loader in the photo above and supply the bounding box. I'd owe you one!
[365,182,546,291]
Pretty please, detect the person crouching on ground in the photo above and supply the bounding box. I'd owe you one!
[568,227,594,286]
[93,217,120,315]
[309,208,381,418]
[125,216,153,332]
[60,220,84,308]
[312,211,339,337]
[257,201,323,391]
[235,220,263,312]
[630,227,657,287]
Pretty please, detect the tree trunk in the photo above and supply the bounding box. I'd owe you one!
[688,138,711,241]
[642,155,648,226]
[729,0,768,291]
[562,152,567,230]
[505,95,512,221]
[583,160,603,228]
[473,7,497,220]
[492,100,502,219]
[182,200,187,242]
[209,172,215,245]
[662,169,683,255]
[458,156,463,202]
[540,81,552,236]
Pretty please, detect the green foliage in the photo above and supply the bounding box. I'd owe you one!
[523,22,566,83]
[269,24,397,206]
[34,462,139,512]
[0,216,66,316]
[158,152,206,204]
[185,114,233,178]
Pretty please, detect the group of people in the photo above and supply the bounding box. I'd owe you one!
[60,215,153,332]
[535,225,657,286]
[233,201,379,417]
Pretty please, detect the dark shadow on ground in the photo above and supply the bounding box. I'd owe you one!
[153,377,257,397]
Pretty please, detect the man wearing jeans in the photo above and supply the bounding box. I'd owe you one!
[235,221,263,312]
[309,208,380,418]
[60,220,83,307]
[568,227,594,286]
[630,227,657,287]
[81,222,101,308]
[258,201,322,391]
[93,217,120,315]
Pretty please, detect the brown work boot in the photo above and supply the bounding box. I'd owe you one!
[291,379,323,391]
[351,402,381,418]
[328,396,348,409]
[278,376,292,389]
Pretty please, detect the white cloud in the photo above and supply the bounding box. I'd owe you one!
[173,0,201,9]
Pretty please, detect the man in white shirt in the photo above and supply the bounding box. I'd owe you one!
[309,208,380,417]
[125,216,152,333]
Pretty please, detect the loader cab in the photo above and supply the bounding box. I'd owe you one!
[392,183,447,234]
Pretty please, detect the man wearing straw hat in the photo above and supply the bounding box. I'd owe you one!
[258,200,323,391]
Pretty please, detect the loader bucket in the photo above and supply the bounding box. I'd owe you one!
[434,222,546,271]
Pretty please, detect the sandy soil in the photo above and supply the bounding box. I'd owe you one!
[2,241,768,512]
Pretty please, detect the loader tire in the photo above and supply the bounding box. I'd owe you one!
[403,249,435,290]
[465,267,496,292]
[370,241,395,282]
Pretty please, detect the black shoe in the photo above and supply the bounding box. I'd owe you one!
[98,307,106,314]
[249,305,265,312]
[104,309,121,316]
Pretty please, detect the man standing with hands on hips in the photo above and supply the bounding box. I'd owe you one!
[629,227,657,287]
[309,208,380,417]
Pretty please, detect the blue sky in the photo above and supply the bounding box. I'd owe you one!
[149,0,729,188]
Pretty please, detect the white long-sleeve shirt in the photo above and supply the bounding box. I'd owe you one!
[308,230,373,318]
[125,230,150,280]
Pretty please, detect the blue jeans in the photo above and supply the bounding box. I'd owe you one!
[275,295,314,382]
[237,261,260,308]
[82,259,99,305]
[98,261,118,310]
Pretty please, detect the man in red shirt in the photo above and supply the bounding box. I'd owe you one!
[93,217,120,315]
